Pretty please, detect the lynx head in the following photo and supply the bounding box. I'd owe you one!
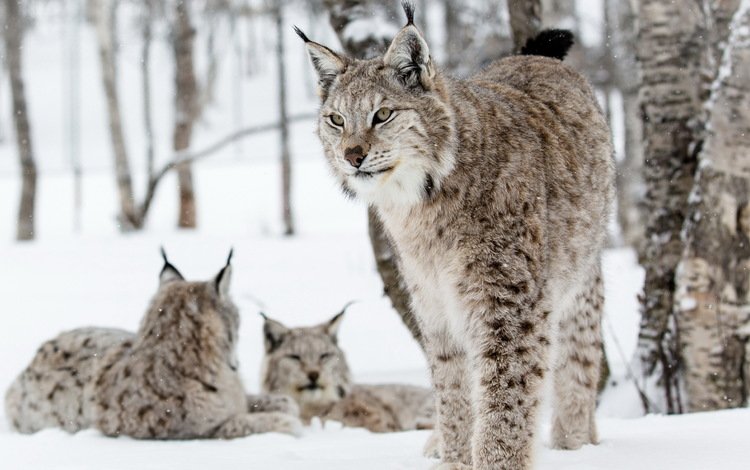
[137,249,240,368]
[260,306,353,420]
[296,1,456,208]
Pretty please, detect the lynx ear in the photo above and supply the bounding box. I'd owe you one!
[383,3,434,90]
[261,313,290,353]
[294,26,347,99]
[323,301,354,341]
[159,247,184,286]
[214,248,233,298]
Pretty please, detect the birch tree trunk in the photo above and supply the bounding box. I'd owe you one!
[636,0,706,413]
[275,4,294,236]
[443,0,513,75]
[93,0,137,230]
[172,0,197,229]
[674,0,750,411]
[611,0,644,252]
[323,0,424,349]
[508,0,542,52]
[141,0,155,181]
[4,0,37,241]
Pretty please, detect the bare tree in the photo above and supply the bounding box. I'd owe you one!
[64,0,84,232]
[610,0,644,251]
[275,3,295,236]
[171,0,198,228]
[92,0,139,230]
[140,0,157,180]
[3,0,38,241]
[636,0,707,414]
[508,0,542,52]
[673,0,748,412]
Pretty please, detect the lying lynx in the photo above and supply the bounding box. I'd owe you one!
[297,2,614,468]
[5,250,301,439]
[260,307,434,432]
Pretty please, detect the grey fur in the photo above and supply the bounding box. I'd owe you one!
[300,8,614,469]
[260,313,434,432]
[5,254,301,439]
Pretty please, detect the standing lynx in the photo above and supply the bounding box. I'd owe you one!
[259,307,434,432]
[5,251,301,439]
[297,3,614,469]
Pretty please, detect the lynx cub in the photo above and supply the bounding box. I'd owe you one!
[260,307,434,432]
[297,3,614,469]
[5,250,301,439]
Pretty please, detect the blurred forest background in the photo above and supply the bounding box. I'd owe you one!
[1,0,749,417]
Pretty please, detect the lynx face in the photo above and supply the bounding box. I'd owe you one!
[260,312,351,420]
[296,25,456,207]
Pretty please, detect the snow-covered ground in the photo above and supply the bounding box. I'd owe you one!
[1,4,748,469]
[2,229,748,469]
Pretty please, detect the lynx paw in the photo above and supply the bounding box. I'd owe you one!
[247,393,300,417]
[263,412,303,436]
[423,430,441,459]
[431,463,471,470]
[215,412,303,439]
[551,427,597,450]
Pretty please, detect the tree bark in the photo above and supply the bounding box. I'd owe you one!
[141,0,155,181]
[611,0,644,252]
[508,0,542,53]
[4,0,37,241]
[636,0,706,414]
[443,0,513,75]
[172,0,198,229]
[322,0,424,350]
[93,0,137,230]
[324,0,393,58]
[275,4,295,236]
[674,0,750,412]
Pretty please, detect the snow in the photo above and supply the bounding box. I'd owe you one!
[1,4,748,470]
[2,233,750,470]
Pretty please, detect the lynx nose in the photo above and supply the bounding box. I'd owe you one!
[344,146,366,168]
[307,371,320,383]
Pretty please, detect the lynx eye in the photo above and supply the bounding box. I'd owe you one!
[372,107,393,125]
[287,354,302,362]
[320,352,333,361]
[329,114,345,127]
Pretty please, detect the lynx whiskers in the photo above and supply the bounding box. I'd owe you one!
[260,306,434,433]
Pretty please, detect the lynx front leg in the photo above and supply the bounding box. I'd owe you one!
[424,329,473,467]
[212,412,302,439]
[551,269,603,449]
[247,393,300,417]
[465,303,550,470]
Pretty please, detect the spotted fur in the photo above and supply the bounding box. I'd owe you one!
[5,252,301,439]
[260,311,434,432]
[298,4,614,469]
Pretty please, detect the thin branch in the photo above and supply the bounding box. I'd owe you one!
[135,112,317,224]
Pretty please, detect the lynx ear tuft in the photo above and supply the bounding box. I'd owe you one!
[383,21,434,90]
[262,315,290,353]
[159,247,185,285]
[214,248,233,298]
[323,301,355,341]
[296,28,347,100]
[401,1,415,26]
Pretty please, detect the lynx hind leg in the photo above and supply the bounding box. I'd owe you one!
[424,330,473,466]
[212,412,302,439]
[5,329,132,434]
[550,268,603,450]
[247,393,300,417]
[3,374,59,434]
